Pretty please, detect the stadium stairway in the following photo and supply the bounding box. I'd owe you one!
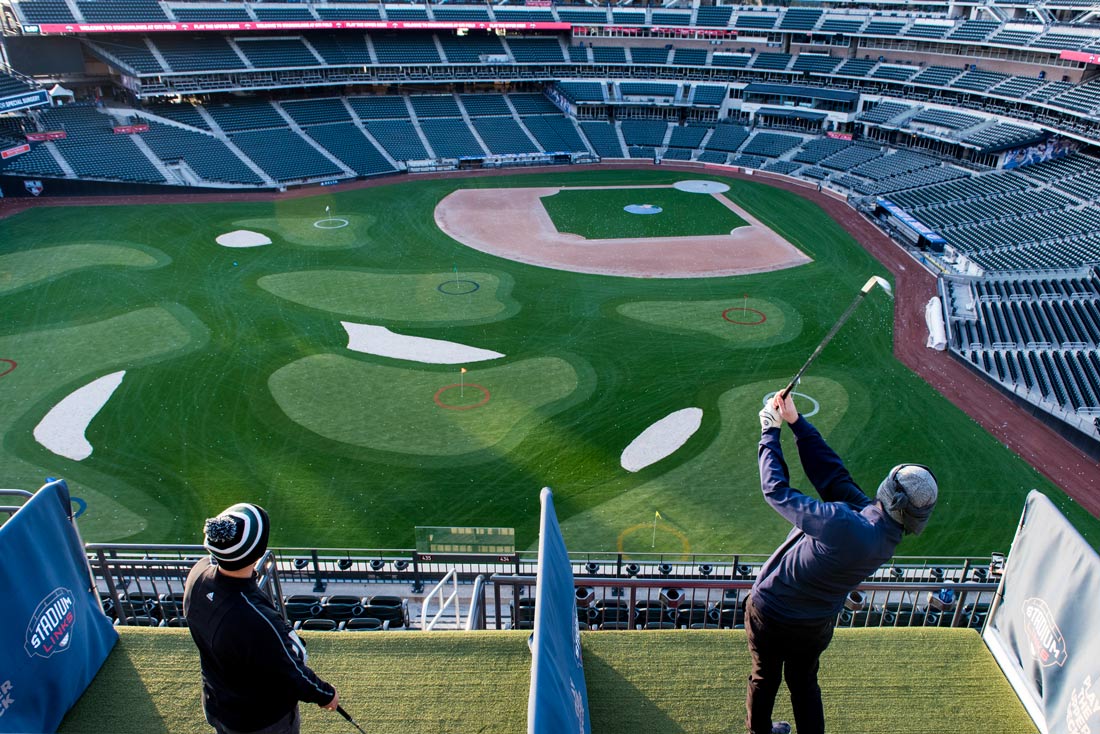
[42,141,76,177]
[403,98,438,159]
[192,106,277,187]
[58,627,1036,734]
[272,101,357,179]
[501,96,545,153]
[339,97,402,170]
[450,94,493,158]
[614,122,629,158]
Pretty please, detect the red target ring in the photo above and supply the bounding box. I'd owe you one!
[0,359,16,378]
[721,307,767,326]
[433,383,491,410]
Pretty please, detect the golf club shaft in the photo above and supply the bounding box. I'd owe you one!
[337,705,368,734]
[779,290,871,400]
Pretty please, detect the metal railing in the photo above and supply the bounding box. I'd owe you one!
[421,569,462,632]
[490,574,998,632]
[0,488,33,521]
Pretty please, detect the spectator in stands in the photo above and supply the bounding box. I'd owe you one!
[184,503,339,734]
[746,392,938,734]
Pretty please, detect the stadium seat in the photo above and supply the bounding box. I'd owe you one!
[320,595,365,620]
[121,615,160,627]
[162,617,189,628]
[341,617,386,632]
[296,618,339,631]
[285,601,323,622]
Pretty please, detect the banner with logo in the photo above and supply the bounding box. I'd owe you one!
[983,491,1100,734]
[0,479,118,733]
[527,488,591,734]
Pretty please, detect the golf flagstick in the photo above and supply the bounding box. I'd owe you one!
[779,276,892,400]
[337,705,368,734]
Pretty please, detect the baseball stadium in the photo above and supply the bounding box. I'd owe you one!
[0,0,1098,730]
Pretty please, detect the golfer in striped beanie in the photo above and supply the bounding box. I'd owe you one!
[203,503,271,571]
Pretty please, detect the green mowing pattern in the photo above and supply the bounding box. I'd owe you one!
[0,243,166,295]
[257,269,519,325]
[540,187,748,239]
[0,170,1097,554]
[59,628,1035,734]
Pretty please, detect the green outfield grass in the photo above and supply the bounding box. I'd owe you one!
[0,169,1097,555]
[58,627,1036,734]
[540,186,748,239]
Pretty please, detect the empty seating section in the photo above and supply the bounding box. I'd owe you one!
[863,21,905,35]
[372,34,440,64]
[1026,81,1073,103]
[1,143,65,176]
[851,150,938,180]
[858,101,911,124]
[763,160,802,175]
[364,120,427,160]
[86,37,164,74]
[948,20,999,42]
[307,34,373,65]
[437,33,505,63]
[872,65,919,82]
[793,137,851,164]
[253,5,314,21]
[38,107,164,183]
[733,154,768,169]
[460,94,510,117]
[820,18,864,33]
[230,128,343,181]
[509,93,559,115]
[859,165,970,196]
[629,47,671,65]
[630,146,657,159]
[1051,81,1100,115]
[78,0,167,21]
[281,99,351,126]
[147,103,210,130]
[953,70,1010,92]
[521,116,587,153]
[471,117,539,155]
[620,120,668,148]
[961,123,1039,150]
[990,29,1038,46]
[433,7,489,21]
[792,54,842,74]
[1031,32,1090,50]
[508,38,566,63]
[305,124,396,176]
[780,8,822,30]
[751,53,791,71]
[568,46,588,63]
[591,46,627,64]
[154,36,246,72]
[557,82,605,104]
[907,23,951,39]
[672,48,708,66]
[705,124,750,153]
[820,144,881,170]
[348,96,409,120]
[909,109,982,130]
[172,7,250,21]
[742,132,801,158]
[712,53,751,69]
[692,85,727,106]
[578,121,625,158]
[315,7,380,20]
[736,14,778,30]
[14,0,75,22]
[236,39,320,68]
[695,6,732,26]
[207,100,285,131]
[418,118,485,158]
[989,76,1048,99]
[556,9,607,24]
[494,9,553,22]
[651,11,691,26]
[0,72,33,97]
[410,95,461,118]
[910,66,964,87]
[620,82,677,97]
[384,7,428,21]
[611,10,644,25]
[835,58,876,77]
[667,125,709,150]
[697,150,730,164]
[141,122,262,184]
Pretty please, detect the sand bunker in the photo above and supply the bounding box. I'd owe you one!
[434,187,810,278]
[621,407,703,472]
[34,371,125,461]
[342,322,504,364]
[216,230,272,248]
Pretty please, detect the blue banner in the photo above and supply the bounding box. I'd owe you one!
[878,199,947,245]
[527,488,591,734]
[0,90,49,113]
[0,479,117,733]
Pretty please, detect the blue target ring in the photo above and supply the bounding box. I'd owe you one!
[71,497,87,519]
[437,279,480,295]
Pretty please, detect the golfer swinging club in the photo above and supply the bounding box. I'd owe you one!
[746,392,938,734]
[184,503,340,734]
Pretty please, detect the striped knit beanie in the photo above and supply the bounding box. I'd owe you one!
[203,503,270,571]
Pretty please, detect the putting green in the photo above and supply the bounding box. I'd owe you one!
[0,305,209,540]
[559,377,853,555]
[540,188,748,239]
[616,297,801,348]
[0,243,166,295]
[268,354,588,460]
[257,270,519,325]
[232,215,375,249]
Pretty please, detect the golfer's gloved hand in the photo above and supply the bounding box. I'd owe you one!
[759,402,782,433]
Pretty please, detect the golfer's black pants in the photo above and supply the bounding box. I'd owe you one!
[209,705,300,734]
[744,595,835,734]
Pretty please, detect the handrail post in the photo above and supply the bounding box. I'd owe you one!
[310,549,326,593]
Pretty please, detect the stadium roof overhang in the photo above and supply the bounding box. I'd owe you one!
[756,107,828,120]
[743,83,859,104]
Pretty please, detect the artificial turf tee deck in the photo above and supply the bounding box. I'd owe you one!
[58,627,1034,734]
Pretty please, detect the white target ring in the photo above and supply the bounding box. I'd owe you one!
[313,218,349,229]
[763,391,820,418]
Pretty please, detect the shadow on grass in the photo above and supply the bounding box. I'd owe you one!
[585,649,688,734]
